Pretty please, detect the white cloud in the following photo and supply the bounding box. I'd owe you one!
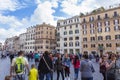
[60,0,99,16]
[0,0,26,12]
[0,14,30,44]
[60,0,120,16]
[0,14,23,28]
[0,27,26,44]
[30,1,58,26]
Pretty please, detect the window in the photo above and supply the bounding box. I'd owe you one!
[64,42,67,47]
[113,19,119,25]
[90,30,94,34]
[114,11,118,17]
[98,36,103,41]
[105,13,108,19]
[77,18,79,22]
[98,44,103,47]
[83,30,87,35]
[91,44,96,48]
[64,31,67,35]
[90,37,95,41]
[57,28,59,30]
[57,23,60,26]
[75,41,79,46]
[75,37,79,40]
[57,38,60,41]
[76,24,78,28]
[90,24,94,28]
[57,33,60,36]
[83,44,88,48]
[82,25,87,29]
[105,27,110,32]
[70,25,72,29]
[46,46,49,49]
[98,28,102,33]
[115,35,120,40]
[106,43,112,47]
[116,43,120,47]
[114,26,120,31]
[89,16,94,22]
[83,18,86,23]
[106,35,111,40]
[104,21,110,26]
[83,38,87,42]
[64,27,66,29]
[75,30,79,34]
[69,37,73,40]
[69,30,73,34]
[97,22,102,27]
[64,38,67,41]
[97,15,101,20]
[69,42,73,47]
[46,41,49,43]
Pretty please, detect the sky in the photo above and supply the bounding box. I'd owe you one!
[0,0,120,44]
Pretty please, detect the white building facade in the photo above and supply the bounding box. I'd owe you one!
[4,36,19,52]
[25,26,35,53]
[0,43,2,50]
[19,33,26,51]
[56,16,82,54]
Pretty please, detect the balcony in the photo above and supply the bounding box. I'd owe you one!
[113,14,119,18]
[104,17,109,20]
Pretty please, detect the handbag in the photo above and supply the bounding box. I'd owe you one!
[43,56,53,72]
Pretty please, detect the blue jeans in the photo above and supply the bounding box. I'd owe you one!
[81,77,93,80]
[39,73,51,80]
[13,74,25,80]
[74,68,79,79]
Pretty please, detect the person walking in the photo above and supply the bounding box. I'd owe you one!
[72,55,80,80]
[10,51,29,80]
[63,54,71,80]
[34,52,40,67]
[80,54,95,80]
[55,54,64,80]
[28,64,38,80]
[99,53,109,80]
[38,51,53,80]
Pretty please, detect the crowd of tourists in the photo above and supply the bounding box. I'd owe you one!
[4,50,120,80]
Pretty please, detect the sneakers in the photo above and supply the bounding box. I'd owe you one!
[65,77,70,80]
[65,77,67,80]
[68,77,70,80]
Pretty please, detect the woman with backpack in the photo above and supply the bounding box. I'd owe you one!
[72,55,80,80]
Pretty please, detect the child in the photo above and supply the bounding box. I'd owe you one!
[4,75,11,80]
[28,64,38,80]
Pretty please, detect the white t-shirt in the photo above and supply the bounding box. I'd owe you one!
[11,56,29,67]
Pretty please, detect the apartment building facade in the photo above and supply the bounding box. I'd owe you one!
[19,33,26,51]
[80,6,120,55]
[4,36,19,52]
[25,26,35,53]
[0,42,2,50]
[35,23,56,53]
[56,16,82,54]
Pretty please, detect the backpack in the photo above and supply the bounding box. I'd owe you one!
[15,57,25,73]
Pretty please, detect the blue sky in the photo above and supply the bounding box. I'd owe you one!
[0,0,120,44]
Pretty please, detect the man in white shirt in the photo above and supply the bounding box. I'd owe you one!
[10,51,29,80]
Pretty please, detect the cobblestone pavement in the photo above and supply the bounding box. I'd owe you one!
[0,57,103,80]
